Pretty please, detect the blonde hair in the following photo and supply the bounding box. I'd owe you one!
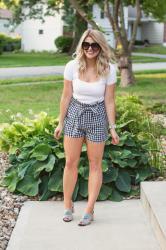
[75,29,112,77]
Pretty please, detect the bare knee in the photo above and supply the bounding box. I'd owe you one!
[89,159,102,172]
[65,158,79,170]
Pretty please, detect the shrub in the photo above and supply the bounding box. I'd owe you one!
[0,34,7,54]
[0,34,21,53]
[0,94,163,202]
[54,36,73,52]
[0,117,156,201]
[147,102,166,115]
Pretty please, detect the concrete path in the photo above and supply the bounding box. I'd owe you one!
[0,62,166,79]
[7,199,160,250]
[132,52,166,59]
[141,181,166,250]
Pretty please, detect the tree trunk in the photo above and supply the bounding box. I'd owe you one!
[69,12,87,55]
[117,54,135,87]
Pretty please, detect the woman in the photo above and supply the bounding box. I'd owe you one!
[54,29,119,226]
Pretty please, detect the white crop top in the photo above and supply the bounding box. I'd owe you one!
[63,59,117,104]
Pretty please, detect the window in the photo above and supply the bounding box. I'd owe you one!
[4,23,9,28]
[100,10,104,19]
[38,29,44,35]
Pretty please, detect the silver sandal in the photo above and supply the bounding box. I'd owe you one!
[63,202,74,222]
[78,211,94,226]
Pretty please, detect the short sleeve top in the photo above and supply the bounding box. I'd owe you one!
[63,59,117,104]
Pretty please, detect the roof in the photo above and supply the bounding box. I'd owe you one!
[0,8,12,19]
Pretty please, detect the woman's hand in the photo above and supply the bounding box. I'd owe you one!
[54,124,63,140]
[110,129,119,145]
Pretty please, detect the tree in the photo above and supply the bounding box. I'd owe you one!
[1,0,166,86]
[68,0,166,87]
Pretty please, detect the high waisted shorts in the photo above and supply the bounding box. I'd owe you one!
[63,97,109,143]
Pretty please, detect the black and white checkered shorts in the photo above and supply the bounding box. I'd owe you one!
[63,97,109,143]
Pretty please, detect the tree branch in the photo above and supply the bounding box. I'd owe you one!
[119,1,128,49]
[68,0,99,30]
[128,0,141,52]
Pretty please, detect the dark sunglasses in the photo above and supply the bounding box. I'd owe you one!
[82,41,101,51]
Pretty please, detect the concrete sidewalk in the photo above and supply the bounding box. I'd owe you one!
[0,62,166,79]
[7,199,160,250]
[132,52,166,59]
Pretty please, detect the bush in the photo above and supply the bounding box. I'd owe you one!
[1,94,163,201]
[0,34,21,53]
[54,36,73,53]
[116,95,165,171]
[0,128,155,201]
[0,34,7,54]
[147,102,166,115]
[134,40,145,46]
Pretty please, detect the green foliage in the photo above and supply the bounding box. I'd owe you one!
[116,95,165,172]
[0,95,163,201]
[0,127,156,201]
[0,34,21,53]
[54,36,73,53]
[147,102,166,115]
[0,112,56,153]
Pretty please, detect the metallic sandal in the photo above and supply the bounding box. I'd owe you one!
[78,211,94,226]
[63,202,74,222]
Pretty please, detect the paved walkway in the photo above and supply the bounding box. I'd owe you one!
[6,200,160,250]
[132,52,166,59]
[0,62,166,79]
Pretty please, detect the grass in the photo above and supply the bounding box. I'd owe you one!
[0,51,166,68]
[0,75,63,85]
[0,73,166,123]
[133,45,166,54]
[0,52,72,68]
[132,56,166,63]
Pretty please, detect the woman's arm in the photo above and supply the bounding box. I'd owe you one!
[104,83,119,145]
[104,84,116,127]
[58,79,73,127]
[54,79,73,139]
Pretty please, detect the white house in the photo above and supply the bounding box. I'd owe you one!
[0,8,12,35]
[92,4,166,48]
[21,4,64,52]
[0,8,21,37]
[1,4,166,51]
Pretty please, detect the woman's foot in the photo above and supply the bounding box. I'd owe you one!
[78,210,94,226]
[63,201,74,222]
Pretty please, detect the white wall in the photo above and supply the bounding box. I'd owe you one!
[0,18,22,37]
[142,22,164,44]
[0,19,11,35]
[21,9,64,52]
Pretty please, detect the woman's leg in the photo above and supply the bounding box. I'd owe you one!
[85,140,105,214]
[63,136,84,209]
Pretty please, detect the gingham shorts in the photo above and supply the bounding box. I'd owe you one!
[63,97,109,142]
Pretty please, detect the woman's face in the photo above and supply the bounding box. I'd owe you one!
[82,36,101,59]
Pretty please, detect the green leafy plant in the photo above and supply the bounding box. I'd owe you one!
[0,95,163,202]
[54,36,73,52]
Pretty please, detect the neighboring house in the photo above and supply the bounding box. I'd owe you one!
[127,6,165,45]
[1,4,166,52]
[0,8,21,37]
[93,4,166,48]
[21,8,64,52]
[0,8,12,35]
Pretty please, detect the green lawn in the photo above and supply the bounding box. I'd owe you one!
[0,51,166,68]
[132,56,166,63]
[0,52,71,68]
[133,45,166,54]
[0,74,166,123]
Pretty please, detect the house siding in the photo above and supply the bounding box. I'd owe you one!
[142,22,164,44]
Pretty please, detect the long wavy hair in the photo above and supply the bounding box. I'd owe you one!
[75,29,112,78]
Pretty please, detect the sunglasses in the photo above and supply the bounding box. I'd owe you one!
[82,41,101,51]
